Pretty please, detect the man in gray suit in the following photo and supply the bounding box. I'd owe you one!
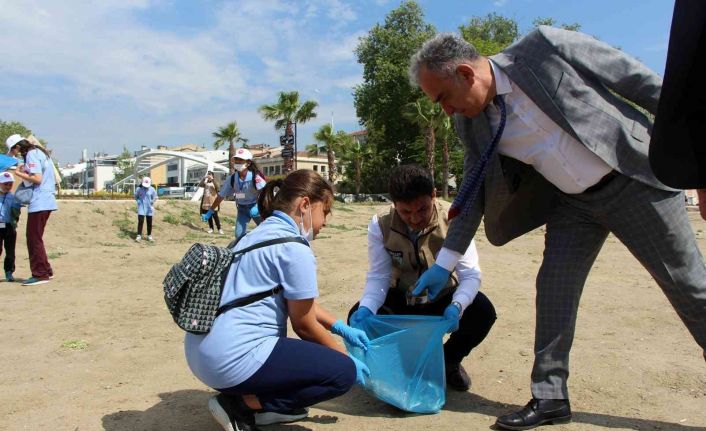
[408,27,706,430]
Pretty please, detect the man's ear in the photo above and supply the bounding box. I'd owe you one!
[431,188,437,199]
[456,63,475,85]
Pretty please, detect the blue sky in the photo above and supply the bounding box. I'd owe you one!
[0,0,675,163]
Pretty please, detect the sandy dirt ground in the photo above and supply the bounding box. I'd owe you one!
[0,199,704,431]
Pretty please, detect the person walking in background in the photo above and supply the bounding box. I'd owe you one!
[198,171,223,235]
[348,164,496,392]
[0,172,21,282]
[186,170,369,431]
[6,134,58,286]
[408,30,706,430]
[135,176,157,243]
[202,148,267,241]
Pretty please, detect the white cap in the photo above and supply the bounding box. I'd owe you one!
[141,176,151,187]
[0,172,14,184]
[234,148,253,160]
[5,134,26,151]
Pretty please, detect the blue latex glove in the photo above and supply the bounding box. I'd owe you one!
[350,355,371,386]
[411,264,451,300]
[331,319,370,351]
[249,205,260,218]
[201,209,214,222]
[443,303,461,333]
[349,306,374,328]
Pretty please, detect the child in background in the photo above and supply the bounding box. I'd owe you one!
[0,172,21,282]
[198,171,224,234]
[202,148,267,240]
[135,176,157,242]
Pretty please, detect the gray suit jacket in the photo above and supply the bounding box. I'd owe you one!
[445,26,672,253]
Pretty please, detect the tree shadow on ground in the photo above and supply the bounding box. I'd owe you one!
[101,388,705,431]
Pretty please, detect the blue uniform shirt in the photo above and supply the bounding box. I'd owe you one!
[24,149,58,213]
[184,211,317,389]
[0,192,18,225]
[219,171,266,206]
[135,186,157,216]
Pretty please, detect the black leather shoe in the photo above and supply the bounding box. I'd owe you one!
[495,398,571,430]
[445,362,471,391]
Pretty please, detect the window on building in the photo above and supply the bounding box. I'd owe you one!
[313,165,318,172]
[321,165,326,172]
[167,164,178,172]
[275,165,281,175]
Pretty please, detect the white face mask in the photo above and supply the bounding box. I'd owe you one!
[234,163,247,172]
[298,208,314,241]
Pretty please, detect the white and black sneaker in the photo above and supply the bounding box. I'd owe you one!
[208,394,261,431]
[255,407,309,426]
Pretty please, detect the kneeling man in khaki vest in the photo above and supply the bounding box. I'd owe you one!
[348,164,496,391]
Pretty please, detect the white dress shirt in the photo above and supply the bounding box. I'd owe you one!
[358,213,482,313]
[487,59,613,194]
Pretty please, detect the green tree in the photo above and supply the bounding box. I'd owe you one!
[259,91,318,174]
[339,132,372,194]
[353,1,435,172]
[459,13,519,56]
[532,17,581,32]
[403,96,444,181]
[112,147,135,190]
[213,121,248,174]
[436,115,457,198]
[312,124,341,183]
[0,120,33,147]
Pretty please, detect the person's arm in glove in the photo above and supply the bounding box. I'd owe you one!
[331,320,370,351]
[349,306,374,328]
[411,263,451,300]
[443,302,462,333]
[349,355,371,385]
[201,209,214,222]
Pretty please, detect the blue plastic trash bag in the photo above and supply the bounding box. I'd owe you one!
[345,314,453,414]
[0,155,19,172]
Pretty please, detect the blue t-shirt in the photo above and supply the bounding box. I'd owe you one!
[184,211,317,389]
[0,192,18,224]
[219,171,266,206]
[135,186,157,216]
[24,149,58,213]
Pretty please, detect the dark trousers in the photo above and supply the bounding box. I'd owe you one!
[137,215,152,236]
[200,207,221,230]
[218,337,356,412]
[0,226,16,273]
[348,289,496,364]
[27,211,52,279]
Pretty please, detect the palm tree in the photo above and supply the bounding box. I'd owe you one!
[436,115,456,198]
[340,133,371,194]
[403,97,444,181]
[259,91,318,173]
[213,121,248,174]
[313,124,342,183]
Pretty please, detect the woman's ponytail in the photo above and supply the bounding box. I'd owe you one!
[257,178,284,219]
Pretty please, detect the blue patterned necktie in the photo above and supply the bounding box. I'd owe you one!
[448,95,506,220]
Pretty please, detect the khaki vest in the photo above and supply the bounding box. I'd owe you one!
[378,201,458,303]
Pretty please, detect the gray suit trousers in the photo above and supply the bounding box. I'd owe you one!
[532,173,706,399]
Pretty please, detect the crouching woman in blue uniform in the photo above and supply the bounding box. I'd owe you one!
[185,169,370,431]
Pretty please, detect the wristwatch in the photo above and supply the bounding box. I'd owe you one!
[451,301,463,313]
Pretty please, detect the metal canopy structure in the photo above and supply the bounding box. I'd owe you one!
[111,149,229,190]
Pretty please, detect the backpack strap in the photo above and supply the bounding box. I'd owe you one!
[230,173,236,189]
[216,236,309,317]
